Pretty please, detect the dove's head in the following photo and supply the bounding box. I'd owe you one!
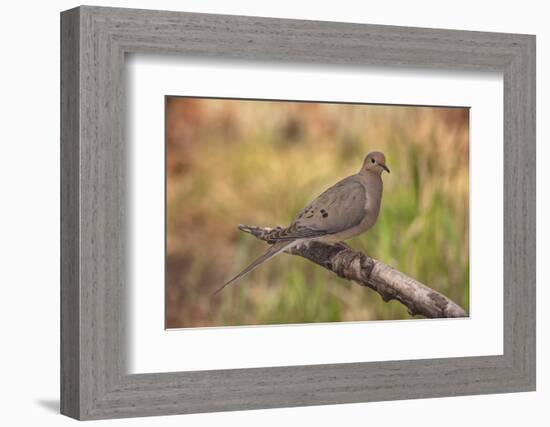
[362,152,390,175]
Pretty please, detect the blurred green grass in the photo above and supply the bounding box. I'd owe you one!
[166,98,469,328]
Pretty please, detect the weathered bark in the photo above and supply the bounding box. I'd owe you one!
[238,224,467,319]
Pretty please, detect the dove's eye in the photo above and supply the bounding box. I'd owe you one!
[371,158,376,164]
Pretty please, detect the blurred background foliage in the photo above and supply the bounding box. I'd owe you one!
[166,97,469,328]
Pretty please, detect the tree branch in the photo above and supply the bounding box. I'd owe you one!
[238,224,467,319]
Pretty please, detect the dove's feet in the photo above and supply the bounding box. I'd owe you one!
[295,240,312,251]
[334,241,353,251]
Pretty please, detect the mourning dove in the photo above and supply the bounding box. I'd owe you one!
[215,152,389,294]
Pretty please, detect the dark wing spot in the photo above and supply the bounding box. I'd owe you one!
[322,212,328,218]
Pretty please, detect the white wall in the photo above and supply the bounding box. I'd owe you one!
[0,0,546,425]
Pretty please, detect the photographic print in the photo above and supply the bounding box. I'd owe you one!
[166,97,469,328]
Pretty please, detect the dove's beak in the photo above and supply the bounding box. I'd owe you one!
[379,163,390,173]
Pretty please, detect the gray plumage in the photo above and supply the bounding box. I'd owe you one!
[215,151,389,294]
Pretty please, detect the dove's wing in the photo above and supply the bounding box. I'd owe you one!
[266,175,367,241]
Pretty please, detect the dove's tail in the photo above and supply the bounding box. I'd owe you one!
[213,240,296,295]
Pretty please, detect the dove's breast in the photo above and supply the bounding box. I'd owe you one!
[319,174,382,243]
[362,177,383,228]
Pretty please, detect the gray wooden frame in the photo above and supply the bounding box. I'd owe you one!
[60,5,536,420]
